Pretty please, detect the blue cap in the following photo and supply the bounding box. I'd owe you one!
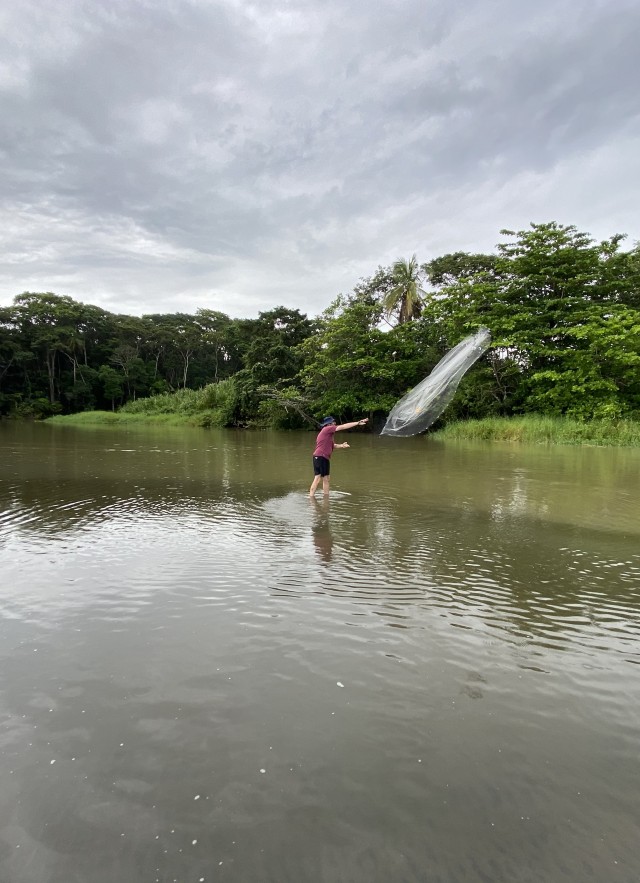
[321,416,336,426]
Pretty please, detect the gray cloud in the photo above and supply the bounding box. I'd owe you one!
[1,0,639,319]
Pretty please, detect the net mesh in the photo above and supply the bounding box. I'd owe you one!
[380,327,491,437]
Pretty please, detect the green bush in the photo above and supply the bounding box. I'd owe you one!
[9,396,62,420]
[47,379,240,428]
[117,379,238,425]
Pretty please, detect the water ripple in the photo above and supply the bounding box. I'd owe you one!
[2,430,640,883]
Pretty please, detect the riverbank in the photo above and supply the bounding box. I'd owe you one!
[45,411,640,446]
[46,410,219,428]
[47,382,235,428]
[433,414,640,446]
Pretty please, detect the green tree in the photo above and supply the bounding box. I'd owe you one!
[382,255,425,325]
[99,365,125,411]
[297,285,442,422]
[243,307,315,385]
[143,313,204,389]
[194,309,236,383]
[423,252,498,287]
[12,292,92,405]
[229,307,315,424]
[427,223,640,419]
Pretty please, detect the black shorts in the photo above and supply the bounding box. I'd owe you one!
[312,456,330,477]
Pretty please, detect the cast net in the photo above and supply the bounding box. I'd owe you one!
[380,327,491,437]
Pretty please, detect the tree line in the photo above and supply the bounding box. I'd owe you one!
[1,222,639,426]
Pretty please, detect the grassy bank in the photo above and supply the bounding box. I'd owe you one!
[47,410,214,427]
[433,414,640,446]
[48,380,237,428]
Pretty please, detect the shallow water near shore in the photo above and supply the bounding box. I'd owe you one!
[1,421,639,882]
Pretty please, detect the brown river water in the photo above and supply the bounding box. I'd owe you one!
[0,421,639,882]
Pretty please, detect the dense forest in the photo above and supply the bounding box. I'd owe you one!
[1,222,639,428]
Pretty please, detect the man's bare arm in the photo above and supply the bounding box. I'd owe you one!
[335,418,368,432]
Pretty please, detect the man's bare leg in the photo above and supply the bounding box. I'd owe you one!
[309,475,322,497]
[322,476,330,496]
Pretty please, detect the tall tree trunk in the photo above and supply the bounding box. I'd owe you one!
[182,353,191,388]
[46,350,56,403]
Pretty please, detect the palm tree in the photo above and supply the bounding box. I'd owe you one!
[382,255,425,324]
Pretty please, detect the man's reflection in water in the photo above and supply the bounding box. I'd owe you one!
[311,496,333,563]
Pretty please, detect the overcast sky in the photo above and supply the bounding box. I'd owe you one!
[1,0,639,319]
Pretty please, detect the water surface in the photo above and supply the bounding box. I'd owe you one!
[1,422,639,882]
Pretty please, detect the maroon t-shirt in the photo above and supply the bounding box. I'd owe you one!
[313,425,337,458]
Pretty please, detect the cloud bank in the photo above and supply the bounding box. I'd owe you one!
[1,0,639,317]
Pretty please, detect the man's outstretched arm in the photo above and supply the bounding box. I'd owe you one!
[335,418,368,431]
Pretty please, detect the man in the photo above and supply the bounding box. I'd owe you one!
[309,415,369,497]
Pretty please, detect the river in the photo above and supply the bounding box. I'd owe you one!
[0,421,638,882]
